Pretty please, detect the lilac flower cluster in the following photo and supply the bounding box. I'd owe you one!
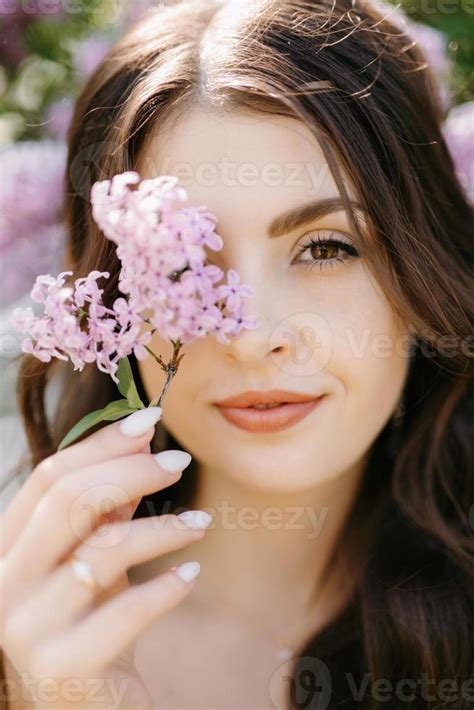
[90,172,259,346]
[11,269,152,380]
[11,172,259,383]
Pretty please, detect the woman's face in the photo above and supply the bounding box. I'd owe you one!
[136,106,412,494]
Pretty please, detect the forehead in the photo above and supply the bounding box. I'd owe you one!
[137,106,356,231]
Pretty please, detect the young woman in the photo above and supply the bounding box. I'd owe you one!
[1,0,473,708]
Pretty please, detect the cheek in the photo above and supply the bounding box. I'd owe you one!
[324,277,411,438]
[288,264,410,378]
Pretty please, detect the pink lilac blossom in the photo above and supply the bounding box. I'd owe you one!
[11,270,152,382]
[215,270,255,313]
[11,172,260,382]
[90,172,260,346]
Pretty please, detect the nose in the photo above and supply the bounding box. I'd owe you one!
[220,281,288,366]
[213,253,290,367]
[219,277,332,377]
[223,315,287,365]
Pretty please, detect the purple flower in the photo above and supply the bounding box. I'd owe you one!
[12,171,260,382]
[443,101,474,204]
[30,269,72,304]
[90,171,259,346]
[180,264,224,297]
[11,271,152,383]
[215,269,255,313]
[200,309,236,345]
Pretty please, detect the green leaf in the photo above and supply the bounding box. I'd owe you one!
[116,357,145,410]
[57,399,138,451]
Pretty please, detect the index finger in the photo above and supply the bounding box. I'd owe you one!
[0,407,163,556]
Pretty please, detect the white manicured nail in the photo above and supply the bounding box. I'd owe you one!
[119,407,163,436]
[154,449,192,473]
[177,510,213,530]
[175,561,200,582]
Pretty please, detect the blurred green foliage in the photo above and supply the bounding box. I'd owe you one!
[0,0,127,143]
[0,0,472,145]
[397,0,473,103]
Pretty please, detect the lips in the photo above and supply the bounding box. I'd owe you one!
[214,391,326,433]
[215,389,322,408]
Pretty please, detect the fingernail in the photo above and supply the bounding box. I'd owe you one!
[119,407,162,437]
[154,449,192,473]
[174,561,200,582]
[177,510,213,530]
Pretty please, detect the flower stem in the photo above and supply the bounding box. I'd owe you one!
[144,345,167,370]
[148,339,185,409]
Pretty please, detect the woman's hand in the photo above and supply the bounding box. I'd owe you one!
[0,408,209,709]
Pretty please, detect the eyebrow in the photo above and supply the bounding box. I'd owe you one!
[267,197,363,239]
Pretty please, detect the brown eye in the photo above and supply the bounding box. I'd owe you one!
[309,242,340,260]
[292,232,359,273]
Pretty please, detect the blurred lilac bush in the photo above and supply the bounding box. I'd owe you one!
[443,102,474,205]
[0,140,67,305]
[0,0,64,67]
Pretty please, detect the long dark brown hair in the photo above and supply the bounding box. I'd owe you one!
[9,0,474,707]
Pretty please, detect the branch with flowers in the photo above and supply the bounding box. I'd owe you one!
[11,172,260,451]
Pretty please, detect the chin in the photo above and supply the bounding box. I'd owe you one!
[212,449,340,495]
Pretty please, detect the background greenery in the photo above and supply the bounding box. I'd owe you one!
[398,0,473,103]
[0,0,472,144]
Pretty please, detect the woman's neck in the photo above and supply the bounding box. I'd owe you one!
[146,454,369,635]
